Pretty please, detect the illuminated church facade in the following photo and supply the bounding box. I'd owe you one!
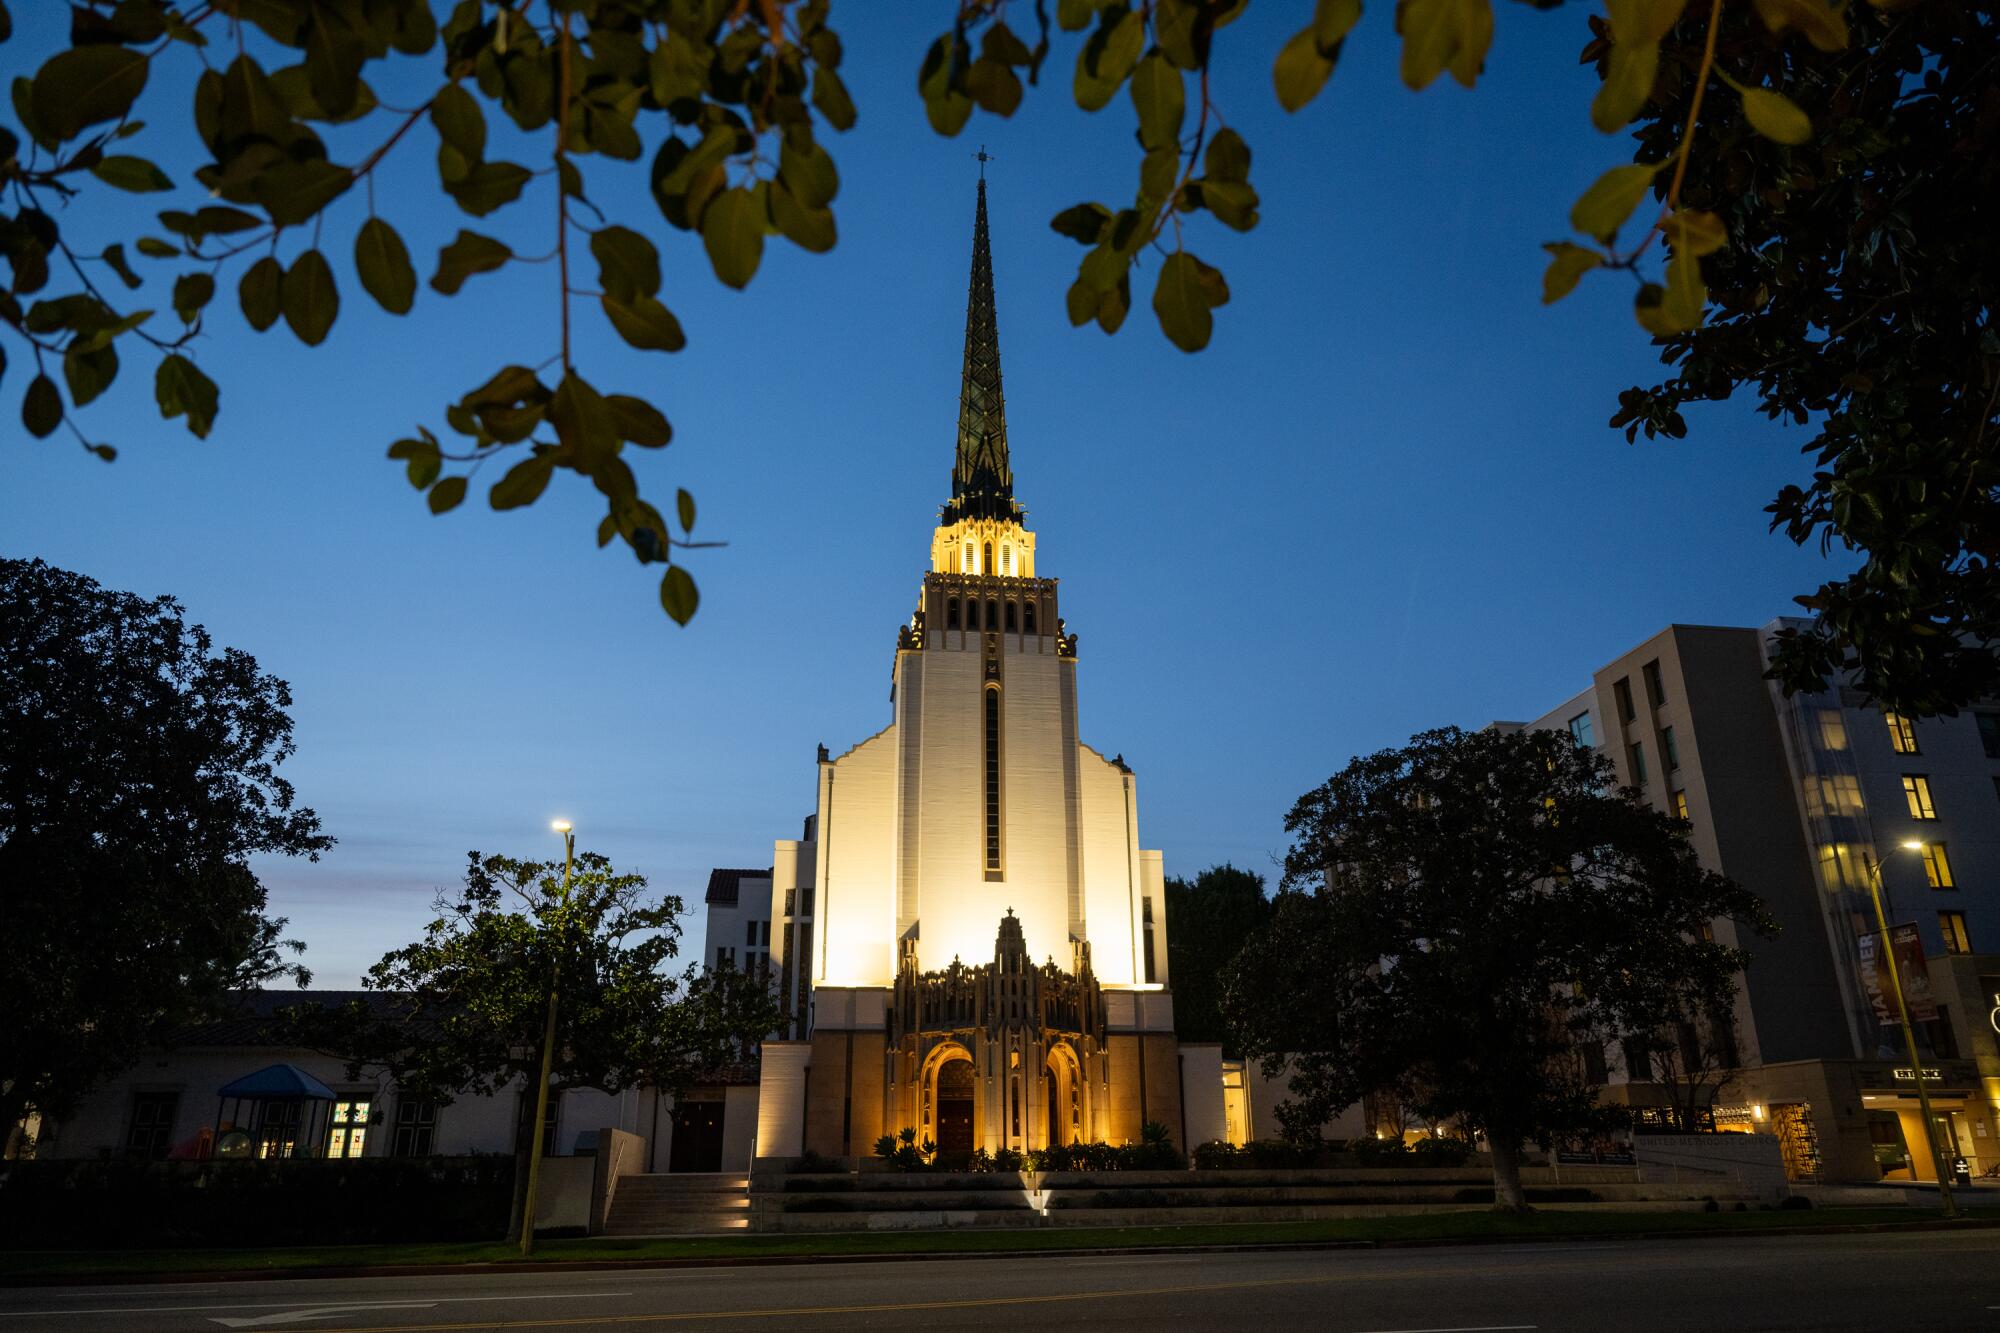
[753,181,1187,1160]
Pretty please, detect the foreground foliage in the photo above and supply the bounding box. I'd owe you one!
[1223,726,1775,1211]
[0,557,327,1144]
[3,2,1990,711]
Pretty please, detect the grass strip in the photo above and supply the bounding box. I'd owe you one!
[4,1207,1986,1282]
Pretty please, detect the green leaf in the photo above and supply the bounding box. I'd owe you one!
[1398,0,1492,91]
[812,66,856,132]
[431,230,511,295]
[100,244,142,289]
[252,158,354,227]
[135,237,181,258]
[63,340,118,408]
[548,371,620,465]
[1129,55,1185,152]
[303,4,366,117]
[1591,39,1659,132]
[677,488,696,533]
[601,293,688,353]
[1636,249,1706,334]
[1663,209,1727,257]
[1740,87,1813,145]
[1569,162,1663,243]
[90,155,173,192]
[281,249,338,346]
[1273,26,1337,113]
[1540,241,1602,304]
[23,373,62,438]
[1752,0,1849,52]
[32,45,148,142]
[1607,0,1688,44]
[1152,250,1229,353]
[355,216,416,315]
[1051,203,1112,245]
[173,272,216,323]
[778,139,840,210]
[1200,178,1260,231]
[607,394,672,448]
[770,179,838,254]
[660,566,699,625]
[430,82,486,161]
[1314,0,1364,48]
[387,435,441,488]
[1074,9,1144,113]
[444,161,532,217]
[591,225,661,303]
[489,454,555,510]
[239,255,282,330]
[700,187,764,290]
[427,476,467,514]
[1205,129,1252,184]
[154,354,218,438]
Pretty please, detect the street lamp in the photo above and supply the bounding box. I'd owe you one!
[1864,839,1959,1219]
[519,819,577,1257]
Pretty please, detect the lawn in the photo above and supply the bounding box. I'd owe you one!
[4,1207,1989,1282]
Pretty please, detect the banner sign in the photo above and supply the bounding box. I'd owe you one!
[1858,924,1940,1026]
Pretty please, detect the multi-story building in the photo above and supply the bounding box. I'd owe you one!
[702,867,774,984]
[1507,621,2000,1183]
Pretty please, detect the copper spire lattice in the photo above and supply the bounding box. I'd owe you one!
[942,178,1022,526]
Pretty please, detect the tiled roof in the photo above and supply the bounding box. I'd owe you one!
[170,990,410,1046]
[704,867,771,906]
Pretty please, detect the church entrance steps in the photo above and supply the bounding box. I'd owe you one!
[602,1173,752,1237]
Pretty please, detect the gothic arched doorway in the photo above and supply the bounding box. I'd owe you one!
[1044,1044,1082,1148]
[935,1058,975,1163]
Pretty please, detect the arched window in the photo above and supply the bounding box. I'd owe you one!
[965,599,979,630]
[1005,602,1018,633]
[986,599,999,632]
[1001,543,1011,575]
[1024,601,1037,636]
[964,540,973,572]
[946,597,960,630]
[983,542,993,575]
[984,684,1002,874]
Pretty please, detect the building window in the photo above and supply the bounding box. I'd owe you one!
[1001,543,1011,575]
[983,542,993,574]
[1885,710,1919,754]
[125,1091,179,1160]
[1915,842,1955,889]
[986,599,998,631]
[746,919,759,946]
[1816,709,1849,751]
[1614,678,1636,723]
[1673,789,1689,822]
[715,945,735,968]
[984,685,1002,874]
[1568,711,1594,749]
[1939,911,1973,956]
[946,597,959,630]
[1142,896,1157,984]
[326,1099,372,1159]
[517,1091,561,1157]
[392,1098,438,1156]
[1662,726,1680,771]
[1629,741,1648,787]
[1005,601,1018,632]
[1901,775,1938,821]
[1642,659,1665,708]
[1977,712,2000,759]
[761,920,771,946]
[1923,1008,1959,1060]
[1024,601,1037,636]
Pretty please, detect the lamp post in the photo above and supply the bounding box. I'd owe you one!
[519,819,575,1257]
[1865,841,1959,1219]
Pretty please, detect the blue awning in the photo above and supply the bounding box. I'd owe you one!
[217,1063,337,1101]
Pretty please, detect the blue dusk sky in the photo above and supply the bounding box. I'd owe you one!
[2,7,1842,986]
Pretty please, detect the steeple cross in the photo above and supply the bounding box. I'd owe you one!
[974,145,993,180]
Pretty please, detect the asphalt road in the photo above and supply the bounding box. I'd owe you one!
[4,1230,1997,1331]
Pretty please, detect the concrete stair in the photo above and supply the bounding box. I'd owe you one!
[602,1173,752,1236]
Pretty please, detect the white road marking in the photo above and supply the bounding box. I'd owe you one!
[209,1303,434,1329]
[1352,1326,1538,1333]
[0,1292,628,1321]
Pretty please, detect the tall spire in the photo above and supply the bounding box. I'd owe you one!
[943,176,1020,527]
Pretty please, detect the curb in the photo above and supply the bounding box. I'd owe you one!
[6,1216,1998,1288]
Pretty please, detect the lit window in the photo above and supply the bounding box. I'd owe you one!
[1816,709,1849,751]
[1568,712,1595,749]
[327,1099,371,1159]
[983,542,993,574]
[1673,790,1689,822]
[1663,726,1680,771]
[1916,842,1955,889]
[1885,711,1919,754]
[1629,741,1648,787]
[1817,843,1871,892]
[1901,775,1937,821]
[1938,911,1972,955]
[1805,775,1865,818]
[1002,543,1011,575]
[964,540,973,571]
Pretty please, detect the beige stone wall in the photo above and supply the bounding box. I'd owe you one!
[815,728,897,986]
[1079,745,1141,985]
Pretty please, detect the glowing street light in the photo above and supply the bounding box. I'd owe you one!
[1865,840,1959,1218]
[519,818,577,1257]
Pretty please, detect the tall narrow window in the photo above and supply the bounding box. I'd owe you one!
[1885,710,1920,754]
[946,597,959,630]
[1142,896,1157,983]
[1629,741,1648,787]
[1642,659,1665,708]
[986,599,998,631]
[983,541,993,575]
[1917,842,1954,889]
[1005,601,1018,632]
[1662,726,1680,771]
[1614,678,1636,723]
[984,686,1002,875]
[1902,775,1938,820]
[1673,790,1689,822]
[1001,543,1011,575]
[1567,712,1594,749]
[1024,601,1037,636]
[1939,910,1973,955]
[1978,712,2000,759]
[964,540,974,571]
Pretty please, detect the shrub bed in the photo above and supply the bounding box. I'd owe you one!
[0,1156,516,1249]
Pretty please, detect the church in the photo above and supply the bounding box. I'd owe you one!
[748,179,1192,1162]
